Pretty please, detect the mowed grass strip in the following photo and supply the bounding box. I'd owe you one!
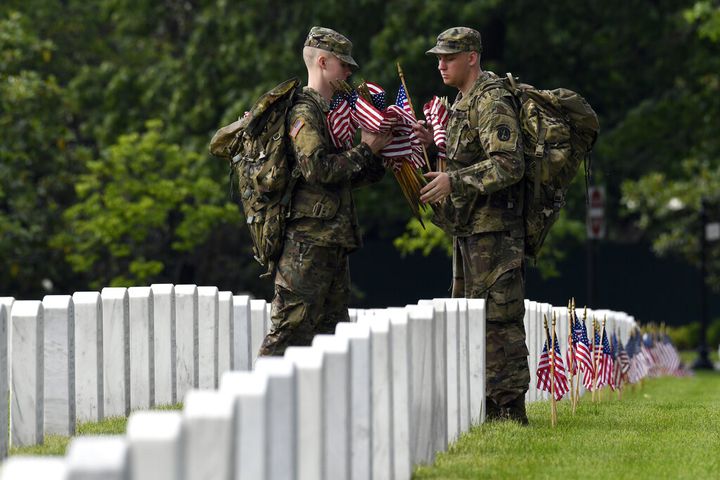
[414,371,720,479]
[9,403,182,457]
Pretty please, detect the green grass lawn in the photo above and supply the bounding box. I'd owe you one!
[9,404,182,456]
[414,371,720,479]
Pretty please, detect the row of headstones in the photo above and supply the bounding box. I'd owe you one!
[523,302,636,402]
[0,286,280,456]
[0,298,491,479]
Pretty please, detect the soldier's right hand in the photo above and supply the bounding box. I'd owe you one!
[412,120,434,149]
[361,129,393,155]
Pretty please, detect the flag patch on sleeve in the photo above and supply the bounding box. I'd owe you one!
[289,118,305,138]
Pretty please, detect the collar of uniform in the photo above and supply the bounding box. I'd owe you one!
[303,86,330,113]
[453,70,493,111]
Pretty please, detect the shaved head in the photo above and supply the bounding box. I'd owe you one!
[303,46,323,70]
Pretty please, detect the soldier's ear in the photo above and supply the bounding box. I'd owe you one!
[318,54,327,70]
[467,51,479,67]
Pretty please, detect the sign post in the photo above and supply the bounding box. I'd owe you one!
[586,186,606,307]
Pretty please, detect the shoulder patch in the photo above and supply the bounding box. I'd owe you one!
[497,125,511,141]
[289,118,305,139]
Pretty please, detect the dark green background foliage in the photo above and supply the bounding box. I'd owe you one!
[2,1,719,319]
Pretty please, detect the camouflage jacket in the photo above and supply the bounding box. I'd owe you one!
[286,87,385,250]
[434,71,525,237]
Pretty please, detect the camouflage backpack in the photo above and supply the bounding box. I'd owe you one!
[486,73,600,258]
[209,78,302,278]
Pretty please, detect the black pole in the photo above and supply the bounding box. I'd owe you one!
[693,198,713,370]
[587,239,595,308]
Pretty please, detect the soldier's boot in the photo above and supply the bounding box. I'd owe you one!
[485,397,502,422]
[503,395,529,425]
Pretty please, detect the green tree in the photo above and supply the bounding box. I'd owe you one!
[620,1,720,290]
[50,120,256,291]
[0,10,82,296]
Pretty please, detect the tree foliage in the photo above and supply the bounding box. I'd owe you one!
[1,1,718,298]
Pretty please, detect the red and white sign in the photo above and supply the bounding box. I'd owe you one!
[587,185,606,240]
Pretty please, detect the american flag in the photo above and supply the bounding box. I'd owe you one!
[612,332,629,388]
[596,327,615,390]
[572,313,595,390]
[327,91,358,150]
[659,334,681,374]
[626,331,648,383]
[617,336,631,375]
[351,82,424,169]
[641,333,657,376]
[536,328,570,401]
[422,96,449,159]
[381,85,424,168]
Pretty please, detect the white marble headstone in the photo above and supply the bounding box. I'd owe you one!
[0,457,66,480]
[128,287,153,409]
[312,334,351,480]
[456,299,470,434]
[418,298,448,457]
[283,347,325,480]
[467,299,486,425]
[174,285,198,400]
[182,389,235,480]
[249,299,267,365]
[0,303,8,458]
[388,308,411,480]
[126,411,182,480]
[72,292,103,422]
[0,297,13,389]
[525,300,538,401]
[11,300,44,447]
[334,321,372,480]
[356,314,392,480]
[101,287,129,417]
[65,436,128,480]
[254,357,297,480]
[232,295,251,371]
[150,284,175,405]
[42,295,75,436]
[217,291,233,377]
[444,299,460,442]
[523,300,532,402]
[405,304,435,469]
[197,286,219,389]
[220,371,269,480]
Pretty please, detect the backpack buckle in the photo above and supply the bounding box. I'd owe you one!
[312,202,326,217]
[534,143,544,157]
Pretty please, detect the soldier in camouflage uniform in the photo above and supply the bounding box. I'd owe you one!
[258,27,392,356]
[415,27,530,424]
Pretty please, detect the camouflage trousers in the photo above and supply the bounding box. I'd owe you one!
[453,231,530,407]
[258,237,350,357]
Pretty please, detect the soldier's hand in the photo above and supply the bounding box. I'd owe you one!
[361,129,393,155]
[420,171,451,204]
[412,120,434,149]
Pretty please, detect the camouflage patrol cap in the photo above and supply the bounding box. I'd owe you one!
[304,26,359,68]
[426,27,482,55]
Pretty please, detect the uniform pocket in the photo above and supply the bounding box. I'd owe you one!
[487,268,525,322]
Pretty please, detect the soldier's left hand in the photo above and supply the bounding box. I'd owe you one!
[420,171,451,204]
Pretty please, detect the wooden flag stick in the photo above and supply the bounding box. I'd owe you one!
[573,299,581,412]
[601,316,609,402]
[397,62,431,172]
[616,327,623,401]
[592,315,599,402]
[543,314,557,427]
[567,299,576,412]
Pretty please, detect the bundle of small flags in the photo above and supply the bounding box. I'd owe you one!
[327,80,428,224]
[422,96,449,170]
[537,299,689,426]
